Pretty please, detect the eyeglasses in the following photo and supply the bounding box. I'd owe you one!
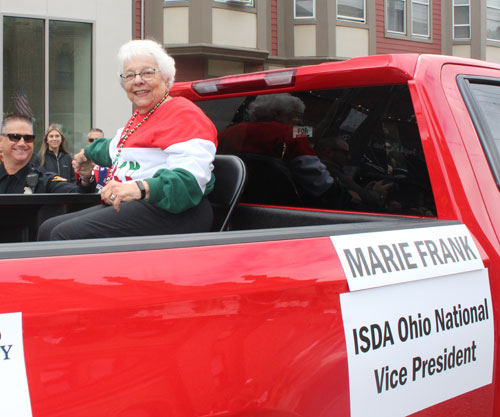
[1,133,35,143]
[120,68,159,83]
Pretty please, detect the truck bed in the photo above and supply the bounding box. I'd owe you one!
[0,208,443,259]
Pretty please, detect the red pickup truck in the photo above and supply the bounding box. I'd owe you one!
[0,54,499,417]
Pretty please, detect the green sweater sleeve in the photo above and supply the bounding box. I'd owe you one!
[146,167,215,213]
[84,138,113,167]
[83,138,215,213]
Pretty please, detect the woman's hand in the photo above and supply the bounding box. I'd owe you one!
[73,149,94,180]
[101,180,149,212]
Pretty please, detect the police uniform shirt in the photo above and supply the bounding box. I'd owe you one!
[0,163,94,194]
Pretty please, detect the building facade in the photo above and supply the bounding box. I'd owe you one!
[1,0,133,154]
[2,0,499,153]
[139,0,500,82]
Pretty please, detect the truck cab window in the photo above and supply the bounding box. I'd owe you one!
[195,84,436,217]
[459,77,500,189]
[468,82,500,153]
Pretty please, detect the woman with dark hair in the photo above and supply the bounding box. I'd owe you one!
[34,125,76,182]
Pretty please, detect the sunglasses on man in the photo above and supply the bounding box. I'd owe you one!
[88,137,104,144]
[1,133,36,143]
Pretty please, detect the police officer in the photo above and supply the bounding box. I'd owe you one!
[0,114,95,194]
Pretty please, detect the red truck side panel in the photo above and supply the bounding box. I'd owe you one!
[1,238,351,417]
[409,56,500,416]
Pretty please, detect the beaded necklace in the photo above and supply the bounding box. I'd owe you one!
[105,90,169,184]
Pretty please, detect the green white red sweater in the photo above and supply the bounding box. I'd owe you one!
[85,96,217,213]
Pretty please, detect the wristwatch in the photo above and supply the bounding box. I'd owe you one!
[135,180,146,199]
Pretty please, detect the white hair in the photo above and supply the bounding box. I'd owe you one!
[248,93,305,122]
[118,39,176,90]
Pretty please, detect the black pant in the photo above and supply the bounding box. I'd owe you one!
[38,198,213,241]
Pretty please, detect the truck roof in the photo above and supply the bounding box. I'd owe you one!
[171,54,500,100]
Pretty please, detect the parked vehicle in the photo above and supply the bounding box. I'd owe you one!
[0,54,499,417]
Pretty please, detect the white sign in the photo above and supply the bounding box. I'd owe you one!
[293,125,313,138]
[331,224,483,291]
[0,313,32,417]
[340,269,494,417]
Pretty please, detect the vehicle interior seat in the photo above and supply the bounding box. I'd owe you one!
[208,154,247,231]
[237,153,303,206]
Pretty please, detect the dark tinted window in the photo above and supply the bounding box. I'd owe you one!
[196,84,436,217]
[459,77,500,189]
[469,83,500,153]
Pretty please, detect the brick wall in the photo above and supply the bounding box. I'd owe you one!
[271,0,278,56]
[135,0,142,39]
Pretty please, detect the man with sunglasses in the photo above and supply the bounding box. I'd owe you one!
[87,128,103,145]
[86,128,109,192]
[0,114,95,194]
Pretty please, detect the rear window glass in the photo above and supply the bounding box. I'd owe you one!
[195,84,436,217]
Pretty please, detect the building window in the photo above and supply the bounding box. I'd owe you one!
[386,0,430,38]
[337,0,366,23]
[387,0,406,33]
[3,16,92,154]
[412,0,429,36]
[453,0,470,39]
[49,20,92,154]
[487,0,500,41]
[3,17,45,146]
[295,0,315,19]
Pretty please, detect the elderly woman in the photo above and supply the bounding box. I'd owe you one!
[38,39,217,240]
[34,125,76,182]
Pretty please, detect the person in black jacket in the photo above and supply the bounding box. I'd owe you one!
[0,114,95,194]
[33,124,76,182]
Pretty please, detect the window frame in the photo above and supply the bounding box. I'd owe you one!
[411,0,430,37]
[386,0,407,35]
[294,0,316,20]
[453,0,471,40]
[337,0,366,23]
[385,0,432,40]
